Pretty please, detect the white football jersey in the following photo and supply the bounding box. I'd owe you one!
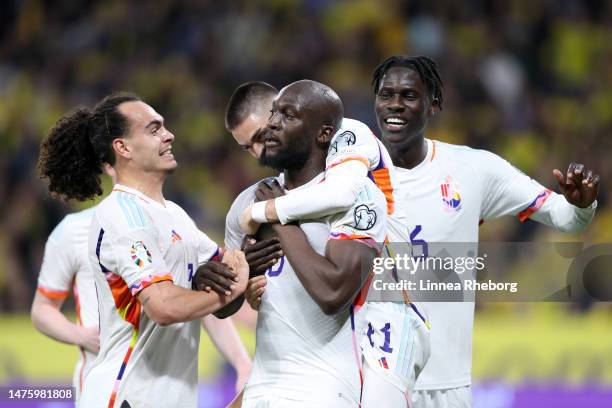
[327,118,408,236]
[229,173,387,405]
[37,207,98,400]
[81,184,218,408]
[390,139,561,390]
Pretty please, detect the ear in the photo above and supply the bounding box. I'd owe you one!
[317,125,335,144]
[429,98,440,116]
[112,138,131,160]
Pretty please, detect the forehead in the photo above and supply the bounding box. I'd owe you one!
[118,100,163,127]
[379,65,425,89]
[232,112,267,144]
[274,86,306,109]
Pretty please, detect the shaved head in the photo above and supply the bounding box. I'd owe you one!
[277,80,344,133]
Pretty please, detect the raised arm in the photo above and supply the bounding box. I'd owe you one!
[479,151,598,232]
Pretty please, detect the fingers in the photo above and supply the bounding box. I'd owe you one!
[246,276,267,310]
[244,238,283,275]
[553,169,565,190]
[207,261,238,281]
[201,279,233,296]
[249,253,283,276]
[244,237,281,254]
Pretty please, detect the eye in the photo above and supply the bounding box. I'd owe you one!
[284,110,295,120]
[378,90,392,100]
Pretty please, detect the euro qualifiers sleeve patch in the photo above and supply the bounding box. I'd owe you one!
[353,204,377,230]
[130,240,152,267]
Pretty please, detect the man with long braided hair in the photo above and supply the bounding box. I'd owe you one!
[370,55,598,407]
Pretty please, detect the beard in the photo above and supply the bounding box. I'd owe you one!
[258,138,311,172]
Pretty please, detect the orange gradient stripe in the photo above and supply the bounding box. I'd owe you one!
[371,168,395,215]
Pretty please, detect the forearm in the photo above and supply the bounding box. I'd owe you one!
[530,193,597,232]
[202,315,251,371]
[31,298,83,346]
[213,295,245,319]
[271,224,345,312]
[140,282,238,326]
[273,160,368,224]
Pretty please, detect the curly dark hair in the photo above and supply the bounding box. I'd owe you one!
[37,92,140,201]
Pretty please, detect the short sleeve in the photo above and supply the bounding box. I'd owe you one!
[326,118,381,171]
[197,229,221,265]
[224,183,260,250]
[37,238,74,299]
[477,149,552,222]
[329,181,387,251]
[106,227,173,296]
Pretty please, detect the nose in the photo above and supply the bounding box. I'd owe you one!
[387,93,405,112]
[267,111,281,131]
[163,128,175,142]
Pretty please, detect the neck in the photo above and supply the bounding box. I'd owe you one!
[383,134,428,169]
[283,152,326,190]
[116,169,166,205]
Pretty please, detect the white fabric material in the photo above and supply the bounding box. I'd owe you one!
[233,174,387,405]
[387,139,595,390]
[411,386,472,408]
[361,302,430,394]
[37,208,98,402]
[361,361,412,408]
[275,158,369,224]
[275,117,405,227]
[81,184,218,408]
[251,201,268,223]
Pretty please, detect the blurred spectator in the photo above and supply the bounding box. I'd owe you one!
[0,0,609,311]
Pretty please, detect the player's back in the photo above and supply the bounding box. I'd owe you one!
[38,207,98,398]
[245,174,387,407]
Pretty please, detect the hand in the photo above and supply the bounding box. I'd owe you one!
[243,236,283,277]
[234,362,252,393]
[77,326,100,354]
[245,275,267,310]
[255,179,285,201]
[221,250,249,296]
[553,162,599,208]
[192,261,238,296]
[239,204,260,235]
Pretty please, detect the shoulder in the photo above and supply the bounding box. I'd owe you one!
[94,191,152,233]
[333,118,378,146]
[48,207,95,245]
[228,177,277,218]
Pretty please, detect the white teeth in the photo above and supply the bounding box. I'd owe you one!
[385,118,406,125]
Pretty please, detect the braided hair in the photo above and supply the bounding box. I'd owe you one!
[372,56,444,110]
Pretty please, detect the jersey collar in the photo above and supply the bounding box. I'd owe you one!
[112,184,167,208]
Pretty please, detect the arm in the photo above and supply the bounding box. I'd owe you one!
[201,315,252,392]
[211,237,282,318]
[31,292,99,353]
[479,152,598,232]
[137,250,248,326]
[271,223,376,315]
[264,159,369,224]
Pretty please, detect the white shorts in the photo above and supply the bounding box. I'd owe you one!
[360,302,430,393]
[242,394,355,408]
[411,386,472,408]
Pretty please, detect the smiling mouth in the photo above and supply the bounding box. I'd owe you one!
[384,117,408,131]
[160,147,173,157]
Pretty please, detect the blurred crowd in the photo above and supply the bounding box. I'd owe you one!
[0,0,610,311]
